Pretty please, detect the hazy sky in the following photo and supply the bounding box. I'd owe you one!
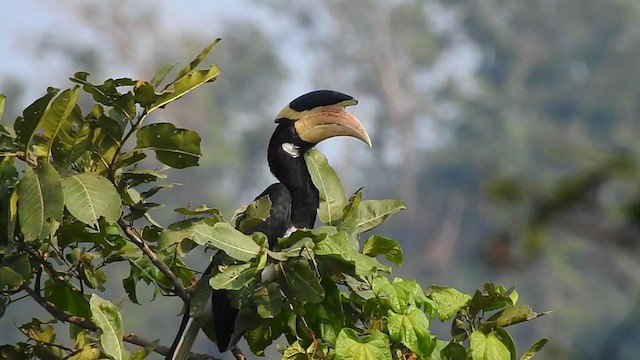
[0,1,307,105]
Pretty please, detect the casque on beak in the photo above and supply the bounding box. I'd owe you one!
[293,100,372,147]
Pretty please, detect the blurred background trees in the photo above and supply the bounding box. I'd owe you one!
[2,0,640,358]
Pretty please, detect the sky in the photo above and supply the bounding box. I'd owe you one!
[0,1,311,109]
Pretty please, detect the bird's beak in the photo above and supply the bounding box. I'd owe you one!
[294,101,372,147]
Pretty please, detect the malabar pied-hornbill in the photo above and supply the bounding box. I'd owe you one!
[170,90,371,359]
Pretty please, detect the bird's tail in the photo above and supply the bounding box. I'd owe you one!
[169,317,201,360]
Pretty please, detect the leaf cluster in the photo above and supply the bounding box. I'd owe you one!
[0,39,220,360]
[0,40,546,360]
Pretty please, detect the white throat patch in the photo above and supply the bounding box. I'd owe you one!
[282,143,301,158]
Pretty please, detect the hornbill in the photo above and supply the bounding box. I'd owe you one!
[170,90,371,359]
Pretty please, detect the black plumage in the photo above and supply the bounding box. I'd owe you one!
[211,183,291,352]
[170,90,370,359]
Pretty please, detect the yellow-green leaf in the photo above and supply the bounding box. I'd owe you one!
[41,87,80,158]
[305,149,346,225]
[61,173,121,227]
[190,222,261,261]
[335,329,392,360]
[354,199,406,232]
[470,330,510,360]
[17,163,64,240]
[135,123,201,169]
[209,263,257,290]
[89,294,129,360]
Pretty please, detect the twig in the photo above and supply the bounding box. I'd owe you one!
[107,109,148,180]
[117,219,191,302]
[24,286,214,359]
[1,151,37,166]
[19,244,66,283]
[21,331,76,353]
[24,286,98,331]
[122,333,171,355]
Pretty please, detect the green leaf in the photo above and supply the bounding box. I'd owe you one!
[157,218,207,250]
[508,290,519,306]
[123,253,163,304]
[395,279,430,309]
[0,255,30,291]
[520,339,548,360]
[61,173,122,227]
[51,107,91,168]
[305,149,347,225]
[282,341,312,360]
[140,183,179,200]
[315,232,390,275]
[428,286,472,321]
[135,123,201,169]
[114,151,146,170]
[236,195,272,233]
[18,163,64,240]
[190,222,261,261]
[342,189,363,222]
[131,345,154,360]
[132,82,156,109]
[91,115,124,168]
[123,201,163,221]
[0,94,5,121]
[40,86,81,158]
[69,344,101,360]
[209,263,257,290]
[489,305,545,328]
[387,308,434,357]
[89,294,129,360]
[151,65,219,112]
[120,169,166,187]
[14,88,59,151]
[44,282,91,319]
[494,328,517,360]
[150,60,220,113]
[314,279,344,344]
[373,278,429,315]
[174,205,224,220]
[363,235,403,266]
[271,237,315,260]
[335,329,392,360]
[0,158,18,243]
[283,259,324,304]
[150,63,177,88]
[470,330,510,360]
[440,342,467,360]
[70,73,136,118]
[246,316,286,356]
[368,275,396,309]
[82,265,107,290]
[469,283,520,314]
[253,281,283,318]
[168,38,221,88]
[354,199,406,232]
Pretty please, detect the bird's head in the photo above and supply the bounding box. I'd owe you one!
[273,90,372,152]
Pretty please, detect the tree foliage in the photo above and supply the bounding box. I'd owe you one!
[0,41,546,359]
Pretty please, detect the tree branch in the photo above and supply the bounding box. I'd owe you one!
[19,244,66,283]
[24,285,214,360]
[24,286,98,331]
[1,151,38,166]
[117,219,191,302]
